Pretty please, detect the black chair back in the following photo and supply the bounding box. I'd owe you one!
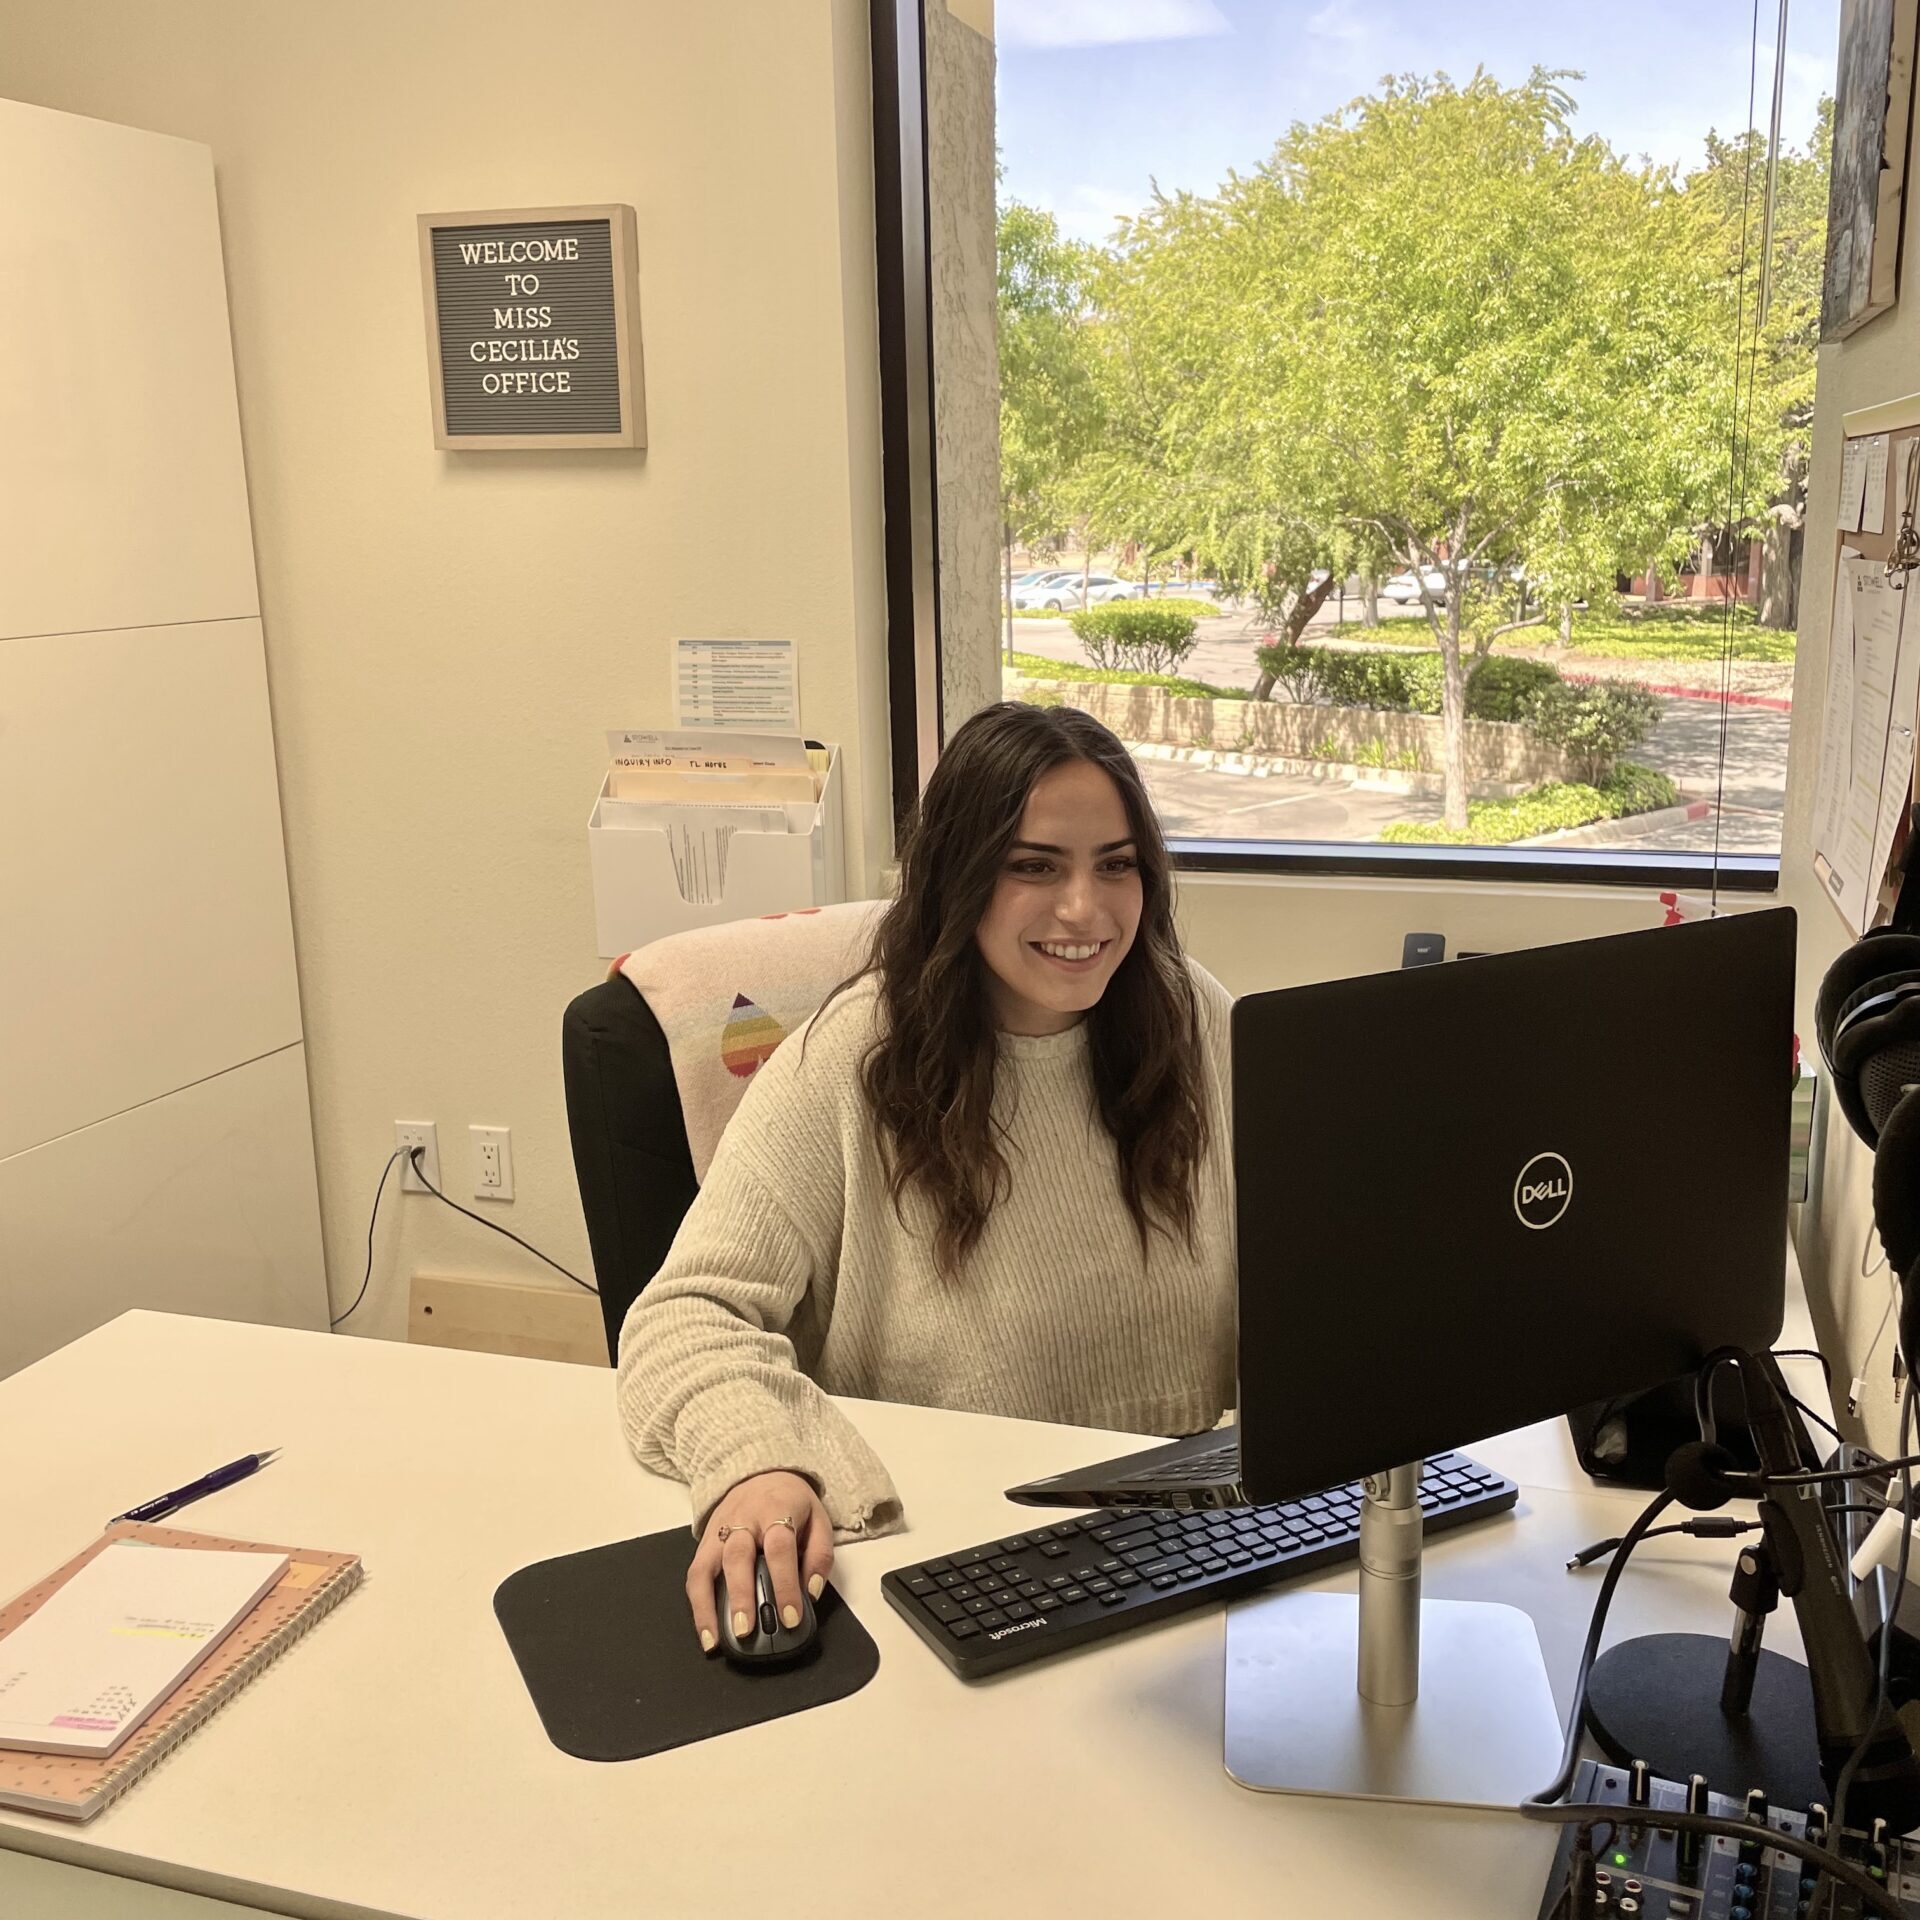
[561,975,700,1363]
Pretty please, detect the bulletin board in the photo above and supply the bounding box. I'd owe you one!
[1810,390,1920,935]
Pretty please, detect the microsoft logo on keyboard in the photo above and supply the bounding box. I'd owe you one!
[988,1618,1046,1641]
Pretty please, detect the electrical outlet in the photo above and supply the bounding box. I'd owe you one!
[395,1121,439,1194]
[471,1124,513,1201]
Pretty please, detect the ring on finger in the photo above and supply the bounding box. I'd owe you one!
[714,1522,757,1545]
[763,1515,796,1534]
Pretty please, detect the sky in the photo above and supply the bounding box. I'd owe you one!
[996,0,1843,242]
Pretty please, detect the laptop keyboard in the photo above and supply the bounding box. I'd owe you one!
[881,1451,1517,1678]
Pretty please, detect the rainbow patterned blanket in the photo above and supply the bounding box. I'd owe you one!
[615,900,884,1180]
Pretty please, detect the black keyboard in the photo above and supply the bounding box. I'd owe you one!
[882,1450,1518,1678]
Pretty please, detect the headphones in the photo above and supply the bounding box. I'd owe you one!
[1816,851,1920,1294]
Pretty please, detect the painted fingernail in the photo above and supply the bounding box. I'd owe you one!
[782,1604,801,1629]
[733,1610,751,1637]
[699,1628,716,1653]
[807,1574,825,1599]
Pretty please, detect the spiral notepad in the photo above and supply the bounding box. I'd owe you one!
[0,1522,361,1821]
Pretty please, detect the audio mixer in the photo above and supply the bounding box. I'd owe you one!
[1537,1760,1920,1916]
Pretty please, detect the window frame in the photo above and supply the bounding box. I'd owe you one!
[868,0,1783,893]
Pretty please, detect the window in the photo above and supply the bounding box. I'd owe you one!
[892,0,1838,886]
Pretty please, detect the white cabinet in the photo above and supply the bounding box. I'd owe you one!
[0,98,325,1374]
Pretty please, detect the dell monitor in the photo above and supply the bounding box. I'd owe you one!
[1224,907,1797,1806]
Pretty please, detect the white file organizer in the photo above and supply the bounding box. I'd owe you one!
[587,744,846,957]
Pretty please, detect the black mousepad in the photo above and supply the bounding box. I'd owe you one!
[494,1528,880,1760]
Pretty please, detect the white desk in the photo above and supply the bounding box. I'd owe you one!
[0,1310,1822,1920]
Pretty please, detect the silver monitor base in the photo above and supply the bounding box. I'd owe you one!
[1223,1590,1565,1809]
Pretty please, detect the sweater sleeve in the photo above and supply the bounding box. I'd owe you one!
[613,1015,905,1542]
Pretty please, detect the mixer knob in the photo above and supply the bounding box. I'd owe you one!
[1678,1774,1709,1881]
[1738,1788,1768,1864]
[1628,1758,1651,1808]
[1806,1802,1828,1848]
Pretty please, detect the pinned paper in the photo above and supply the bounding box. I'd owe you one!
[674,639,799,732]
[1864,434,1892,536]
[1840,439,1870,531]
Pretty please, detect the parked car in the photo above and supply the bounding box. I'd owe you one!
[1011,571,1142,612]
[1010,568,1063,590]
[1010,572,1081,611]
[1380,567,1449,606]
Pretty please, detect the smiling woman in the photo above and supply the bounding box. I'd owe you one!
[615,701,1238,1654]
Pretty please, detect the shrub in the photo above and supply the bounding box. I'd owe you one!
[1251,645,1565,723]
[1131,595,1220,621]
[1464,656,1561,721]
[1260,638,1323,704]
[1069,602,1201,675]
[1380,764,1677,845]
[1515,679,1663,781]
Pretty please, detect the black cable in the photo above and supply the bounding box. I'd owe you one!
[1526,1798,1902,1917]
[1776,1346,1837,1391]
[404,1147,598,1295]
[1524,1477,1903,1916]
[1748,1451,1920,1490]
[1528,1485,1673,1806]
[331,1150,403,1329]
[1819,1375,1916,1918]
[1566,1515,1757,1570]
[1527,1383,1914,1917]
[1788,1390,1847,1445]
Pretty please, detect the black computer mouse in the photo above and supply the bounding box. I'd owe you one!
[714,1552,819,1666]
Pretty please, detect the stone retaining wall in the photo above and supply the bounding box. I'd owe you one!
[1008,675,1575,787]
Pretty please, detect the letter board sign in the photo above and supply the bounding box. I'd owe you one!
[418,204,645,450]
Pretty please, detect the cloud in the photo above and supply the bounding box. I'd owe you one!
[998,0,1231,51]
[1050,182,1150,243]
[1301,0,1389,88]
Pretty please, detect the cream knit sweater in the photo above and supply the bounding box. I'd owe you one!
[615,962,1237,1539]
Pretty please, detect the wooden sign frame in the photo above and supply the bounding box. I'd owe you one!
[418,203,646,451]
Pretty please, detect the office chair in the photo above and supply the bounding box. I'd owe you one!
[561,901,885,1362]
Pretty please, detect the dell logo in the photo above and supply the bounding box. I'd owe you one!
[988,1618,1045,1642]
[1514,1152,1573,1230]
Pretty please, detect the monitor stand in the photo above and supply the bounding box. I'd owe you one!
[1224,1463,1565,1808]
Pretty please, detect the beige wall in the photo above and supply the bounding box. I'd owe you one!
[0,1,889,1344]
[1779,179,1920,1454]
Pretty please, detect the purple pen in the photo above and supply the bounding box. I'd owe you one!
[110,1449,281,1527]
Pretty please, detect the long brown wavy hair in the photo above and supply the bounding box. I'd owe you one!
[831,701,1208,1279]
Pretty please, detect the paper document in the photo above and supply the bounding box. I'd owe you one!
[1840,439,1870,531]
[674,639,799,732]
[1867,587,1918,916]
[0,1542,288,1757]
[1864,434,1892,536]
[1812,552,1918,935]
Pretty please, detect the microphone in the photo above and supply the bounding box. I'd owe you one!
[1659,1356,1920,1827]
[1664,1439,1759,1510]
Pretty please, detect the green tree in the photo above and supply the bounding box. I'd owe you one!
[1257,70,1731,829]
[998,199,1101,658]
[1078,183,1364,695]
[1684,104,1831,628]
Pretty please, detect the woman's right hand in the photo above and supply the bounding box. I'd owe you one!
[686,1470,834,1654]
